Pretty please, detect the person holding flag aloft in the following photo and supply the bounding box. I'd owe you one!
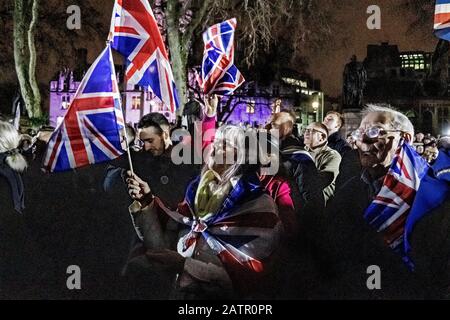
[126,124,282,299]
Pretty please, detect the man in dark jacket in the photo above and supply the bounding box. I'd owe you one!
[322,105,449,299]
[323,111,351,156]
[323,111,361,192]
[116,98,218,298]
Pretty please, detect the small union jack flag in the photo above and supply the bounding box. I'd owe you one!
[109,0,179,113]
[43,45,125,173]
[434,0,450,40]
[200,18,245,96]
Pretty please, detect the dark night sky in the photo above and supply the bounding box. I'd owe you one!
[86,0,439,97]
[0,0,439,99]
[304,0,437,96]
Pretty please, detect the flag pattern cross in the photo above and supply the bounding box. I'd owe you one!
[434,0,450,40]
[43,45,125,173]
[154,174,280,273]
[364,140,429,268]
[200,18,245,96]
[109,0,179,113]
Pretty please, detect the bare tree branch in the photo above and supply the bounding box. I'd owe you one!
[182,0,213,48]
[28,0,41,117]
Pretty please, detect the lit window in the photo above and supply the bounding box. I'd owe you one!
[61,96,70,110]
[132,96,141,110]
[272,99,282,114]
[246,102,255,114]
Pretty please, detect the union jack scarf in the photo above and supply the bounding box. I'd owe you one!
[364,138,449,270]
[155,172,281,273]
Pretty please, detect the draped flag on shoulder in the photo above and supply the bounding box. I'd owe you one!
[364,139,448,270]
[109,0,179,113]
[154,173,280,274]
[199,18,245,96]
[43,45,125,173]
[434,0,450,40]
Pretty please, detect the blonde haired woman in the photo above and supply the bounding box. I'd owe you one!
[126,125,282,299]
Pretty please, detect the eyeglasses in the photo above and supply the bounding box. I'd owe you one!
[269,122,281,130]
[304,128,326,136]
[351,126,403,141]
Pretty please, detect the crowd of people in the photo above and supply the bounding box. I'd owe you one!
[0,98,449,300]
[412,132,444,164]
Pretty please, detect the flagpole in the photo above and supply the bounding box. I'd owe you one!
[120,68,135,176]
[107,40,135,176]
[123,125,134,175]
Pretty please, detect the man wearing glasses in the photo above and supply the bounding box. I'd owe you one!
[321,105,450,299]
[303,122,342,205]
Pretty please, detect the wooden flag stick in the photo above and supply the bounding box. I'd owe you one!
[106,39,135,176]
[123,127,135,175]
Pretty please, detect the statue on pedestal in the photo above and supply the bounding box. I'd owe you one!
[343,55,367,109]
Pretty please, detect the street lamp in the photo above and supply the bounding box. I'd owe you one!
[311,100,320,122]
[312,101,319,112]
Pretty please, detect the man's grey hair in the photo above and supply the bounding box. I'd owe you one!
[363,104,414,139]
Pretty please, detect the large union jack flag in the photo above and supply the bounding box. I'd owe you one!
[434,0,450,40]
[43,45,125,173]
[109,0,179,113]
[200,18,245,96]
[364,140,430,269]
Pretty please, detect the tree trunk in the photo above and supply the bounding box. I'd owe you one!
[27,0,42,118]
[13,0,42,120]
[166,0,188,115]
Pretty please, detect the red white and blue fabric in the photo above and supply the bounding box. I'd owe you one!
[434,0,450,40]
[364,140,443,270]
[200,18,245,96]
[43,45,125,173]
[157,173,279,273]
[109,0,179,113]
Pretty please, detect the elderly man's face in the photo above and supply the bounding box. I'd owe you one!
[269,113,293,140]
[355,112,402,168]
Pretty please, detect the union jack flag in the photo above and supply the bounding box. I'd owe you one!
[155,173,280,274]
[434,0,450,40]
[109,0,179,113]
[200,18,245,96]
[43,45,125,173]
[364,140,429,269]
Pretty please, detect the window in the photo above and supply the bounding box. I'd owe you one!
[272,99,282,114]
[132,96,141,110]
[272,86,280,96]
[61,96,70,110]
[246,102,255,114]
